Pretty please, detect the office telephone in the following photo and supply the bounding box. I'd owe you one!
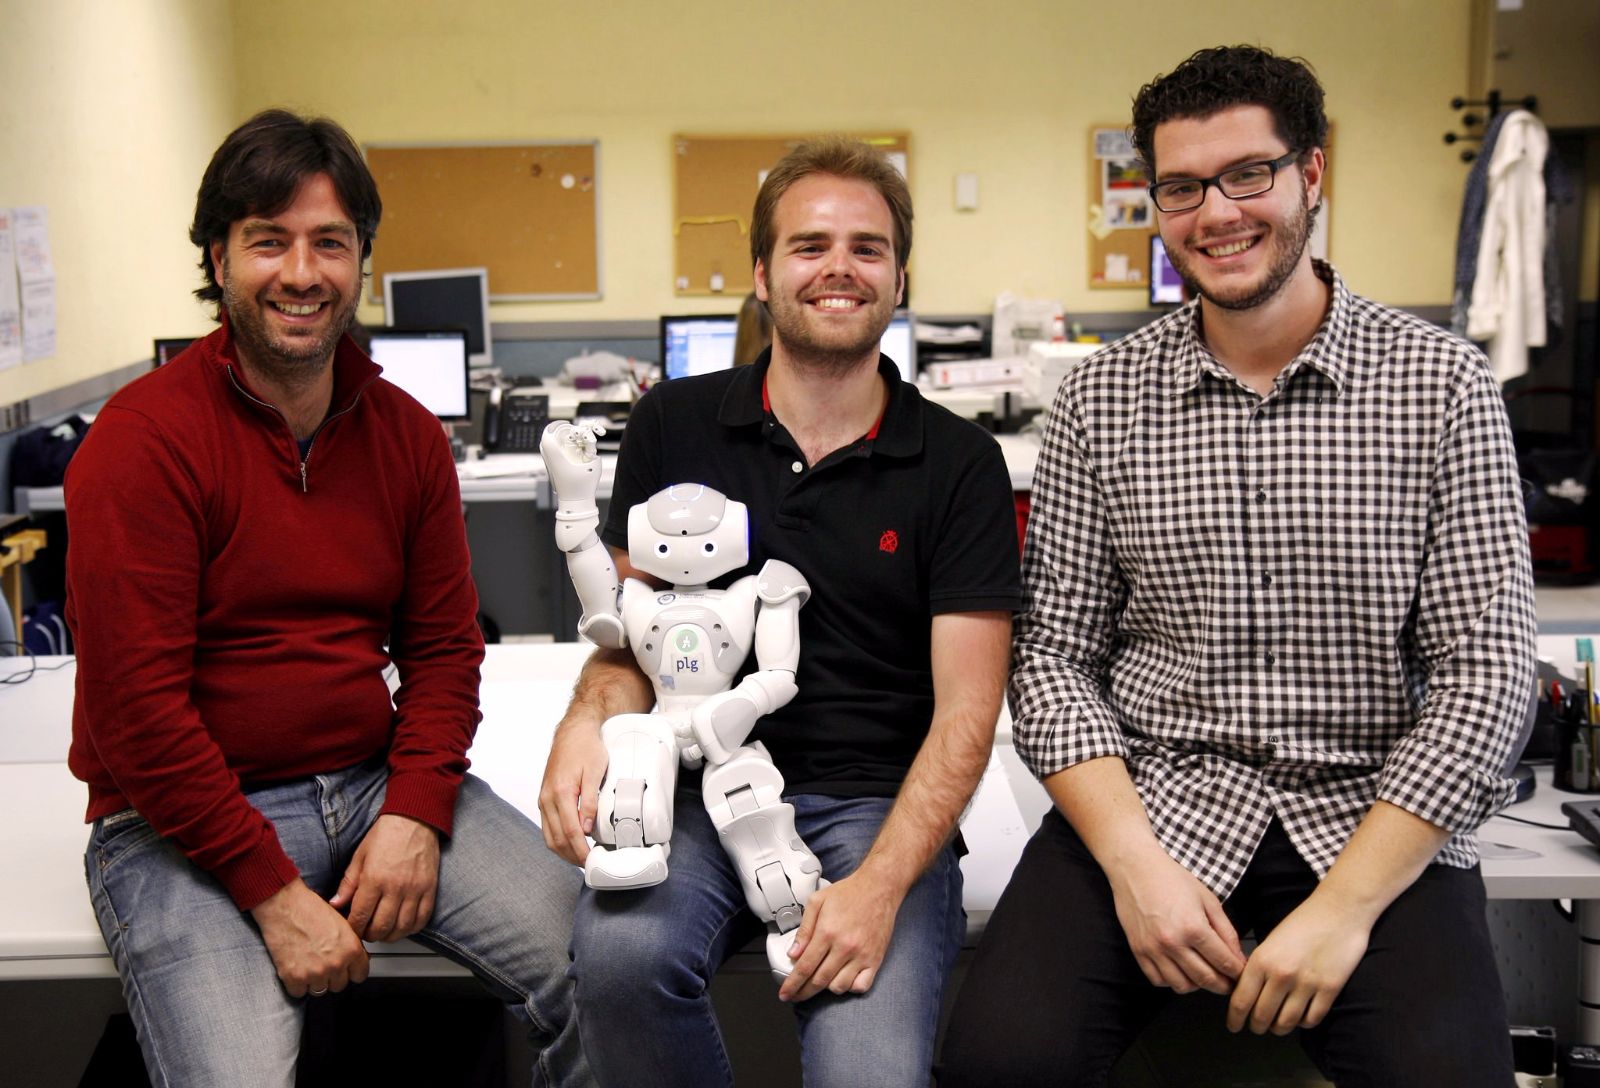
[484,387,550,453]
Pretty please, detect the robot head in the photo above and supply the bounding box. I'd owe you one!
[627,484,750,585]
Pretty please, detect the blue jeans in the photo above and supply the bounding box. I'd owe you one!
[570,788,966,1088]
[85,757,592,1088]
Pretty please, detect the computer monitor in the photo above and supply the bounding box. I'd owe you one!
[660,315,739,381]
[659,310,917,382]
[1149,235,1186,307]
[880,311,916,382]
[383,267,493,368]
[153,337,197,368]
[369,328,471,422]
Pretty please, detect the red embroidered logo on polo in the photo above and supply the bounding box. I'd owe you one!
[879,530,899,554]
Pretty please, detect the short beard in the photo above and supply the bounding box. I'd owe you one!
[765,295,891,379]
[1175,179,1316,312]
[221,259,359,389]
[779,342,880,379]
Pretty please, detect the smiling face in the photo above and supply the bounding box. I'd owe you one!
[754,173,904,375]
[209,171,363,380]
[1152,105,1322,313]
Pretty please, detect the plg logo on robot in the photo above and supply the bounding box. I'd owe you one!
[674,629,703,672]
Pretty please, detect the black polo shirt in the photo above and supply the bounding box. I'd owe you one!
[602,350,1023,798]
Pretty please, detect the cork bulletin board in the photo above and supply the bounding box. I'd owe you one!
[1084,124,1334,290]
[366,142,600,300]
[1086,125,1156,290]
[672,133,909,297]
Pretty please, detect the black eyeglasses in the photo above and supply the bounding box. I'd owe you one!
[1147,150,1303,213]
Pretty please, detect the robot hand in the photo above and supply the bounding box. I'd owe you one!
[539,420,607,507]
[667,712,705,769]
[542,421,609,554]
[690,671,797,766]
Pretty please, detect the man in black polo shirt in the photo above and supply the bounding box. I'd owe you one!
[538,137,1021,1088]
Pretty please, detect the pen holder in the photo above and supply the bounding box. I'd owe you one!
[1554,716,1600,793]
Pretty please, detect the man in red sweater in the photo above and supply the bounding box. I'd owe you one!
[64,110,590,1088]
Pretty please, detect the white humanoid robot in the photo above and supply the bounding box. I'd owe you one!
[540,420,827,979]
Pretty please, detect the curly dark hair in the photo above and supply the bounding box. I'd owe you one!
[190,109,381,313]
[1131,45,1327,174]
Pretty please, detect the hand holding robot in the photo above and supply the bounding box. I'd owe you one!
[540,420,827,980]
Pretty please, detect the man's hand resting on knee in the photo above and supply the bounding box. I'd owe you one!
[330,813,442,942]
[250,879,370,998]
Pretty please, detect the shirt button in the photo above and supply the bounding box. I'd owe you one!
[1264,651,1276,666]
[1255,488,1267,503]
[791,461,803,474]
[1260,573,1272,587]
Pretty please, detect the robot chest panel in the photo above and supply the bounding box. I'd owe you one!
[657,621,732,695]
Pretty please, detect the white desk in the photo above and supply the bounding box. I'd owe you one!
[453,434,1041,508]
[0,645,1030,981]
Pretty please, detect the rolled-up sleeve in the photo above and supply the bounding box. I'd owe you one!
[1376,357,1536,831]
[1011,382,1133,780]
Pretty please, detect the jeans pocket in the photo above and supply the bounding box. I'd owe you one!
[92,808,161,875]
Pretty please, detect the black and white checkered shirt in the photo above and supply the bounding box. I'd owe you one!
[1013,263,1537,897]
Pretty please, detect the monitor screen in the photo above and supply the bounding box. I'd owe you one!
[659,310,916,382]
[153,337,196,367]
[369,329,471,421]
[383,267,492,368]
[1150,235,1186,306]
[880,312,916,382]
[660,315,739,381]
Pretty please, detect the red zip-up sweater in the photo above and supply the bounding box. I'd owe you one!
[65,320,484,910]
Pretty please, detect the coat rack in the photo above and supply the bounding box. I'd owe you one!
[1444,91,1538,162]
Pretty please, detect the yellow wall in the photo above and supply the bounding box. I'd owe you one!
[227,0,1482,330]
[0,0,236,406]
[1,0,1564,405]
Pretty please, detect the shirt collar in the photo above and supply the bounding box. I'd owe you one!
[1169,260,1351,398]
[717,348,924,458]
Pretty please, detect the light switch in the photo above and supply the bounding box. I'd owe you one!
[955,172,979,211]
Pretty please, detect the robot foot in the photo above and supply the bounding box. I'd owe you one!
[763,876,829,984]
[766,928,799,983]
[584,844,670,890]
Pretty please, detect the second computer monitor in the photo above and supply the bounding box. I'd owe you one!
[1150,235,1186,307]
[659,311,916,383]
[369,328,471,421]
[152,337,197,368]
[879,313,916,381]
[383,267,492,369]
[660,314,740,381]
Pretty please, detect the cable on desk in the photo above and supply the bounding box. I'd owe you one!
[1495,812,1570,831]
[0,642,75,686]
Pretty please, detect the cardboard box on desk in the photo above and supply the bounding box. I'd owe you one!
[1025,341,1098,404]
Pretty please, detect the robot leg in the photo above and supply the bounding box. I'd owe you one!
[700,743,826,981]
[587,713,678,890]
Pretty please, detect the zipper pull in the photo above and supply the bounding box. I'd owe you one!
[300,460,308,493]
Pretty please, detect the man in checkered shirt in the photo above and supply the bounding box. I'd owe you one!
[941,46,1535,1086]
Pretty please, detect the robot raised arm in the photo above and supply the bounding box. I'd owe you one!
[690,560,811,764]
[539,421,625,649]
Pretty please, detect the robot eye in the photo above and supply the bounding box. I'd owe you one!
[655,543,670,557]
[702,542,717,555]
